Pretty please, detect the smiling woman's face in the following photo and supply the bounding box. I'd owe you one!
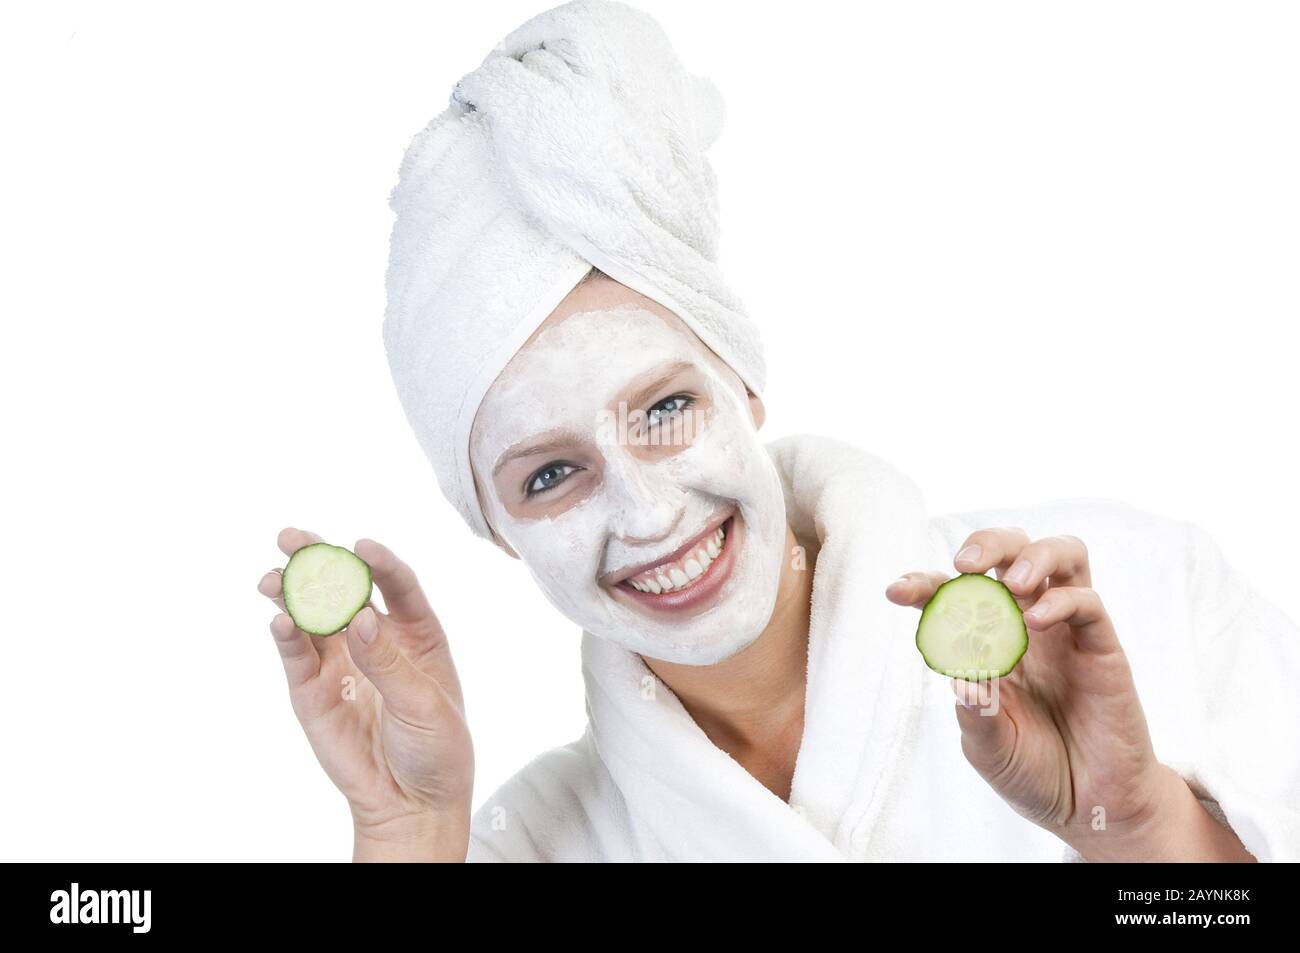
[468,276,787,664]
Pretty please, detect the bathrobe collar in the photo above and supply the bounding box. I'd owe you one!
[579,433,934,861]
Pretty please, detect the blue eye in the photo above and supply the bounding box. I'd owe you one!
[526,463,578,496]
[647,394,694,426]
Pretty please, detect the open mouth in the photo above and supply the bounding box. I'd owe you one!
[608,513,739,613]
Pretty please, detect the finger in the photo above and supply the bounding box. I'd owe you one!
[353,539,437,627]
[344,607,441,729]
[311,626,352,672]
[885,570,952,607]
[257,568,285,611]
[270,612,322,688]
[951,678,1018,780]
[953,527,1032,575]
[353,540,458,692]
[1000,534,1092,596]
[1023,585,1120,652]
[277,526,324,559]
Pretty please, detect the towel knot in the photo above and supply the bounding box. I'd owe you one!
[449,0,729,268]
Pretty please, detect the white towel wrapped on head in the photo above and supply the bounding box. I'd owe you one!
[382,0,765,539]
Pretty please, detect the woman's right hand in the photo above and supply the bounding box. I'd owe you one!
[258,528,473,861]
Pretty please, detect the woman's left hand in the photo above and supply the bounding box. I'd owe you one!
[887,527,1254,862]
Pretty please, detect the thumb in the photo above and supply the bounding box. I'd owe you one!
[345,607,438,729]
[951,678,1017,780]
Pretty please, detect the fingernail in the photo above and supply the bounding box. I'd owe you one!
[1005,559,1031,586]
[955,544,981,566]
[356,608,377,644]
[888,576,910,590]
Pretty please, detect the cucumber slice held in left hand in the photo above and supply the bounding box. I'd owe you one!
[915,572,1028,679]
[281,542,373,636]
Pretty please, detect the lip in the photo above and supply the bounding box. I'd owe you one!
[605,513,740,615]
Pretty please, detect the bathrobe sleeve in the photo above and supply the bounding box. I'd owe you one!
[986,499,1300,864]
[1167,522,1300,862]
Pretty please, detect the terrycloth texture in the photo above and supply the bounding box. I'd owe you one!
[382,0,764,539]
[468,433,1300,861]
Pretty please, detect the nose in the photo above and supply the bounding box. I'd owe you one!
[602,447,684,545]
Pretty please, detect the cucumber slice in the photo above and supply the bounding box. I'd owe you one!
[915,572,1028,679]
[281,542,373,636]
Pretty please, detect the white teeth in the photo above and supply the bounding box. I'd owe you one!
[625,521,730,594]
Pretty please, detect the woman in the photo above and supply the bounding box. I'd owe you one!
[257,0,1299,862]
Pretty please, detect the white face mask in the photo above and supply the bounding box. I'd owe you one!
[469,303,787,664]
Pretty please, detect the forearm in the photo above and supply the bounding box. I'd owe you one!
[352,812,470,863]
[1073,765,1256,863]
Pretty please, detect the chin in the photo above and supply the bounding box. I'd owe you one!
[584,600,775,666]
[636,628,764,667]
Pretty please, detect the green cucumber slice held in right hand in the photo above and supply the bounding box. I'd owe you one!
[281,542,373,636]
[915,572,1028,679]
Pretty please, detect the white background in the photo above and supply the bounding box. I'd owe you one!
[1,1,1296,860]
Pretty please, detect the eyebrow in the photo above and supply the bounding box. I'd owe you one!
[492,431,582,477]
[622,360,696,413]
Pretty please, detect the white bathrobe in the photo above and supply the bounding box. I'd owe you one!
[466,433,1300,862]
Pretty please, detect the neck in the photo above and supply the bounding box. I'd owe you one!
[644,523,817,800]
